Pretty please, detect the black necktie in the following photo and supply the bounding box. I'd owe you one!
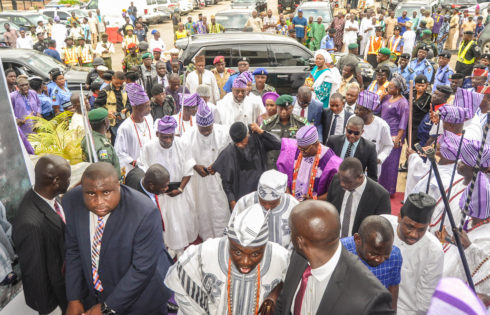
[345,142,353,158]
[330,114,338,135]
[341,192,354,237]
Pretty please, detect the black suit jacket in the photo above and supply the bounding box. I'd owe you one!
[63,185,173,315]
[326,135,379,181]
[275,248,394,315]
[124,167,146,195]
[327,175,391,235]
[321,109,352,143]
[12,189,67,314]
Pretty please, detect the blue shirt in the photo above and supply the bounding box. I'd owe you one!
[397,16,410,34]
[432,64,454,92]
[222,71,255,93]
[340,138,359,159]
[292,16,307,38]
[341,236,403,288]
[50,85,72,112]
[48,80,68,96]
[38,92,53,115]
[397,65,415,93]
[320,35,335,51]
[43,48,61,62]
[409,58,434,82]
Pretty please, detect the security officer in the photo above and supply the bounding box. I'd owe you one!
[376,47,397,80]
[251,67,275,97]
[85,57,105,90]
[387,26,404,61]
[448,73,464,103]
[367,65,390,100]
[412,29,438,60]
[82,107,121,178]
[397,53,415,94]
[432,50,454,92]
[223,57,253,93]
[456,30,480,87]
[261,94,307,169]
[61,36,79,67]
[409,45,434,82]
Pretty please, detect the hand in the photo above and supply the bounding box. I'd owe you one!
[435,225,449,243]
[250,123,264,134]
[377,159,382,164]
[207,165,216,175]
[258,299,275,315]
[429,108,440,124]
[16,118,25,126]
[83,303,102,315]
[166,189,182,197]
[406,148,416,158]
[393,136,402,149]
[66,300,85,315]
[452,228,471,249]
[477,293,490,307]
[194,164,209,177]
[229,200,236,210]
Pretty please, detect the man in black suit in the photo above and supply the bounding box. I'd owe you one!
[321,93,353,143]
[13,155,71,314]
[327,157,391,237]
[326,116,378,181]
[152,61,170,88]
[63,162,173,315]
[275,200,394,315]
[124,164,169,198]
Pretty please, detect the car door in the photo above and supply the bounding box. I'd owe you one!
[268,43,313,95]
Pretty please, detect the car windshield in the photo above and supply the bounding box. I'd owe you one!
[25,52,66,74]
[215,14,249,29]
[299,8,332,23]
[395,6,420,17]
[25,14,49,25]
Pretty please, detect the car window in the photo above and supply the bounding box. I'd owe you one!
[13,17,29,26]
[215,14,249,30]
[298,7,332,24]
[86,0,98,10]
[196,45,232,66]
[58,12,70,19]
[239,45,270,66]
[270,44,310,67]
[44,11,55,18]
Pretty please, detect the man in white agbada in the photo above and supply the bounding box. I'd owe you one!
[230,170,299,249]
[139,115,197,256]
[51,16,66,52]
[164,204,288,315]
[344,14,359,53]
[185,102,231,240]
[354,90,393,175]
[114,83,154,172]
[171,93,198,137]
[359,13,375,56]
[215,72,266,127]
[185,55,220,105]
[382,192,444,315]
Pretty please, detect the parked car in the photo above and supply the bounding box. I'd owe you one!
[179,0,194,14]
[439,0,477,10]
[84,0,168,25]
[278,0,300,14]
[295,2,333,27]
[230,0,267,12]
[0,12,50,29]
[0,48,89,90]
[40,8,88,23]
[176,32,314,94]
[478,23,490,54]
[214,9,252,31]
[0,19,21,37]
[45,0,83,8]
[394,0,438,18]
[467,2,490,14]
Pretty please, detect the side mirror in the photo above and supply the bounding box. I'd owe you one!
[308,57,315,70]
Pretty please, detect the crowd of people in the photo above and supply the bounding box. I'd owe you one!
[2,3,490,315]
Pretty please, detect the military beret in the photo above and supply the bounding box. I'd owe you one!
[415,74,428,84]
[400,53,411,59]
[276,94,294,107]
[438,50,452,58]
[450,73,464,80]
[422,29,432,36]
[378,47,391,56]
[142,52,153,59]
[464,30,474,35]
[88,108,109,122]
[238,57,250,63]
[252,67,268,76]
[482,53,490,60]
[394,25,402,31]
[436,85,453,95]
[348,43,359,49]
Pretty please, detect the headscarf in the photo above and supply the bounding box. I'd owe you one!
[314,49,333,64]
[391,73,407,92]
[262,92,280,106]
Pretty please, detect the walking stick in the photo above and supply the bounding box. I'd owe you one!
[415,143,475,291]
[408,80,413,149]
[79,84,98,163]
[425,122,441,194]
[438,131,465,233]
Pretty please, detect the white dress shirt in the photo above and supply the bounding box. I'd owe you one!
[339,176,367,237]
[293,101,308,119]
[33,188,65,221]
[291,242,342,315]
[333,110,345,136]
[344,102,356,114]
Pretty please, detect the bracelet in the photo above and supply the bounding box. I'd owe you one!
[178,187,183,193]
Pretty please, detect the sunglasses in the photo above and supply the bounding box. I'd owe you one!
[346,129,361,136]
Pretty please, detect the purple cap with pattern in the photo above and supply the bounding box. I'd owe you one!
[181,93,201,107]
[240,71,253,83]
[439,130,461,161]
[296,125,319,147]
[439,105,466,124]
[453,87,483,119]
[459,172,490,219]
[460,139,490,168]
[232,76,248,89]
[196,102,214,127]
[157,116,177,134]
[357,90,380,111]
[126,83,150,106]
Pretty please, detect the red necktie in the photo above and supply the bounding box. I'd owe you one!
[293,265,312,315]
[54,200,65,223]
[155,195,165,231]
[300,108,305,118]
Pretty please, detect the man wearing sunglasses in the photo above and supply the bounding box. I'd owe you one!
[326,116,378,181]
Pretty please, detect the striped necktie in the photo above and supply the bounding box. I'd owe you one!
[345,142,354,158]
[54,200,65,223]
[92,217,105,292]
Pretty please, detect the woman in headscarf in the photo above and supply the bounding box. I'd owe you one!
[257,91,279,126]
[304,49,341,108]
[377,73,409,196]
[329,11,345,52]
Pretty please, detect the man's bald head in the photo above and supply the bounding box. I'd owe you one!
[34,155,71,198]
[142,164,170,195]
[70,92,80,104]
[82,162,119,183]
[354,215,394,267]
[358,215,394,243]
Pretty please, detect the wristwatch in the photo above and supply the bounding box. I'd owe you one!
[101,302,116,315]
[177,187,183,193]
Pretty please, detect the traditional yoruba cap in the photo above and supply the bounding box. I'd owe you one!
[196,84,211,97]
[257,170,288,201]
[232,76,248,89]
[276,95,294,107]
[296,125,319,147]
[196,102,214,127]
[88,108,108,122]
[227,204,269,247]
[230,122,248,143]
[126,83,150,106]
[459,172,490,219]
[427,278,487,315]
[64,36,73,42]
[153,47,162,52]
[54,16,60,22]
[262,91,280,106]
[378,47,391,56]
[477,85,490,94]
[453,87,483,119]
[450,73,464,80]
[348,43,358,49]
[439,105,466,124]
[460,139,490,168]
[400,53,411,59]
[157,116,177,134]
[422,29,432,35]
[181,93,201,107]
[464,30,474,35]
[151,84,164,96]
[375,25,383,31]
[240,71,253,83]
[439,130,461,160]
[438,50,452,58]
[436,85,453,95]
[357,90,380,111]
[472,67,488,77]
[314,49,333,63]
[127,42,137,49]
[213,55,225,64]
[414,74,428,84]
[401,192,437,224]
[252,68,268,76]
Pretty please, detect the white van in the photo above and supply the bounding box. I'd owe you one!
[85,0,168,25]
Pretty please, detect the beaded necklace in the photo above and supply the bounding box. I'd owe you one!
[178,111,193,134]
[131,115,151,147]
[227,258,260,315]
[291,143,321,200]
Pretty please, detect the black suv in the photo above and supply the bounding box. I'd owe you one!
[176,33,314,94]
